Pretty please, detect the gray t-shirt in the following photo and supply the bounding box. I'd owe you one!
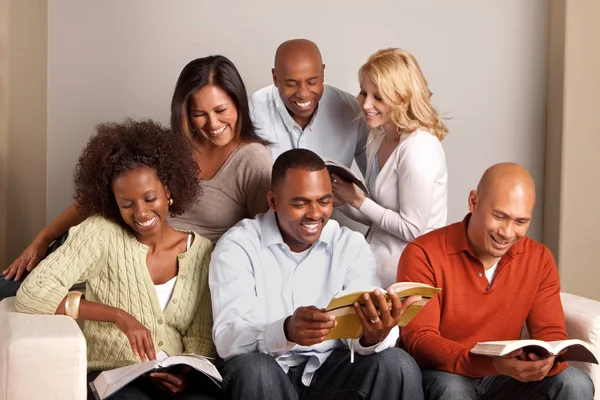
[168,142,272,244]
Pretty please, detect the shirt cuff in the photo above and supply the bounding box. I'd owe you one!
[354,326,399,355]
[358,197,386,224]
[265,316,296,356]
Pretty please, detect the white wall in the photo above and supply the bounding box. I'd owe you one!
[47,0,549,240]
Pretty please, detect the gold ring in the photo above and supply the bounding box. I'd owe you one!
[370,317,380,324]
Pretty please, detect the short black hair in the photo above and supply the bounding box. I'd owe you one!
[74,119,201,225]
[170,55,270,146]
[271,149,326,188]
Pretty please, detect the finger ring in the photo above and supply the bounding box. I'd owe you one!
[370,317,380,324]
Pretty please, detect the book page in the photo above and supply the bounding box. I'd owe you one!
[92,360,160,399]
[548,340,599,363]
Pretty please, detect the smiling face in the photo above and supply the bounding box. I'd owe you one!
[272,54,325,128]
[188,85,239,148]
[467,184,534,267]
[268,168,333,253]
[111,166,171,240]
[357,75,395,133]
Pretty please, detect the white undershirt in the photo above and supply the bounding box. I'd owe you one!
[485,259,500,286]
[154,234,192,311]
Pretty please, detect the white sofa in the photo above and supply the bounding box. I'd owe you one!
[1,293,599,400]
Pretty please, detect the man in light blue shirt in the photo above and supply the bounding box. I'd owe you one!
[251,39,368,174]
[210,149,423,400]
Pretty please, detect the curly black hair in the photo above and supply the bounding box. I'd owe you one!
[74,119,201,225]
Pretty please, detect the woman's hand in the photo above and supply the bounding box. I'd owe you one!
[3,237,51,280]
[331,173,366,209]
[149,366,191,395]
[115,309,156,362]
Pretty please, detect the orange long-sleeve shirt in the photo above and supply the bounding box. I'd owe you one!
[397,215,568,377]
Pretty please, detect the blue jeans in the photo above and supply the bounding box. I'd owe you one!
[422,366,594,400]
[220,348,423,400]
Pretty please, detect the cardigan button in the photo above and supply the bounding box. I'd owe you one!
[180,274,186,280]
[172,298,178,304]
[158,318,164,325]
[158,341,164,347]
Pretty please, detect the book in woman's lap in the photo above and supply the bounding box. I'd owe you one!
[324,282,441,340]
[470,339,599,364]
[89,351,222,400]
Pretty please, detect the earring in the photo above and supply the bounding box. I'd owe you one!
[168,198,174,206]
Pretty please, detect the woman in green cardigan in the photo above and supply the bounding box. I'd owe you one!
[15,119,219,400]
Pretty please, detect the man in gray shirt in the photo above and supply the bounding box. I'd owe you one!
[251,39,368,174]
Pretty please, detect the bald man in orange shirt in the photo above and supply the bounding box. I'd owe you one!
[398,163,594,400]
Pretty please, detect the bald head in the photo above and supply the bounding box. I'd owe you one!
[274,39,323,71]
[272,39,325,128]
[476,162,536,206]
[467,163,536,267]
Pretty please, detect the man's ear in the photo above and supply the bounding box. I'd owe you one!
[267,190,277,211]
[272,68,278,87]
[468,190,478,213]
[321,64,326,81]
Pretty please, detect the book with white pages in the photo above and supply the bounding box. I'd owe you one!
[470,339,599,364]
[89,350,222,400]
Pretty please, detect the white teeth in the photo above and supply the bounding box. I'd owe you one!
[366,112,379,116]
[295,101,311,108]
[209,125,227,135]
[136,217,156,227]
[301,223,318,230]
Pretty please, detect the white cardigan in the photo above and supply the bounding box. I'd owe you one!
[339,130,448,287]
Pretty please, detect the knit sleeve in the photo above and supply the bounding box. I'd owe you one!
[240,143,272,218]
[15,216,110,315]
[182,242,216,358]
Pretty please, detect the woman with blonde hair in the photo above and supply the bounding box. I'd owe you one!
[332,48,448,287]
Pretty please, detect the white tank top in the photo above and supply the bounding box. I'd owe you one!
[154,234,192,311]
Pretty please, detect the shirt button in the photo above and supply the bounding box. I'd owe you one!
[477,272,483,277]
[180,275,186,280]
[158,318,164,325]
[158,341,164,347]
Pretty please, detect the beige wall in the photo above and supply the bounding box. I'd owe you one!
[0,0,47,266]
[545,0,600,300]
[45,0,550,241]
[0,0,8,268]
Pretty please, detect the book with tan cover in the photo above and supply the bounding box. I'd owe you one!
[324,282,441,340]
[470,339,599,364]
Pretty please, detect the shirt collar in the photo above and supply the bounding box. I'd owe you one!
[272,86,320,133]
[260,209,334,253]
[446,213,525,258]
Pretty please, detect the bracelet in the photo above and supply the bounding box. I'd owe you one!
[64,291,84,320]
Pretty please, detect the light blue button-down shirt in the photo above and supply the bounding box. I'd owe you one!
[251,84,369,175]
[209,210,399,385]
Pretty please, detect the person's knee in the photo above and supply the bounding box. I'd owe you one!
[422,370,476,400]
[373,347,420,374]
[553,367,594,399]
[223,353,283,384]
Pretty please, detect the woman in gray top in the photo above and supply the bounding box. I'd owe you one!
[3,55,272,287]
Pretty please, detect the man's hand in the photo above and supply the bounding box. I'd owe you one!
[493,349,555,382]
[284,306,337,346]
[354,289,422,347]
[149,367,190,395]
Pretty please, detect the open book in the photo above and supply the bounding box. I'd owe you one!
[324,282,441,340]
[89,351,222,400]
[470,339,599,364]
[324,159,369,195]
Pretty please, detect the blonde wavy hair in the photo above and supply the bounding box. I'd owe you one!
[359,48,448,141]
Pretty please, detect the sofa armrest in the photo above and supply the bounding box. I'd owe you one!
[561,292,600,399]
[0,297,87,400]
